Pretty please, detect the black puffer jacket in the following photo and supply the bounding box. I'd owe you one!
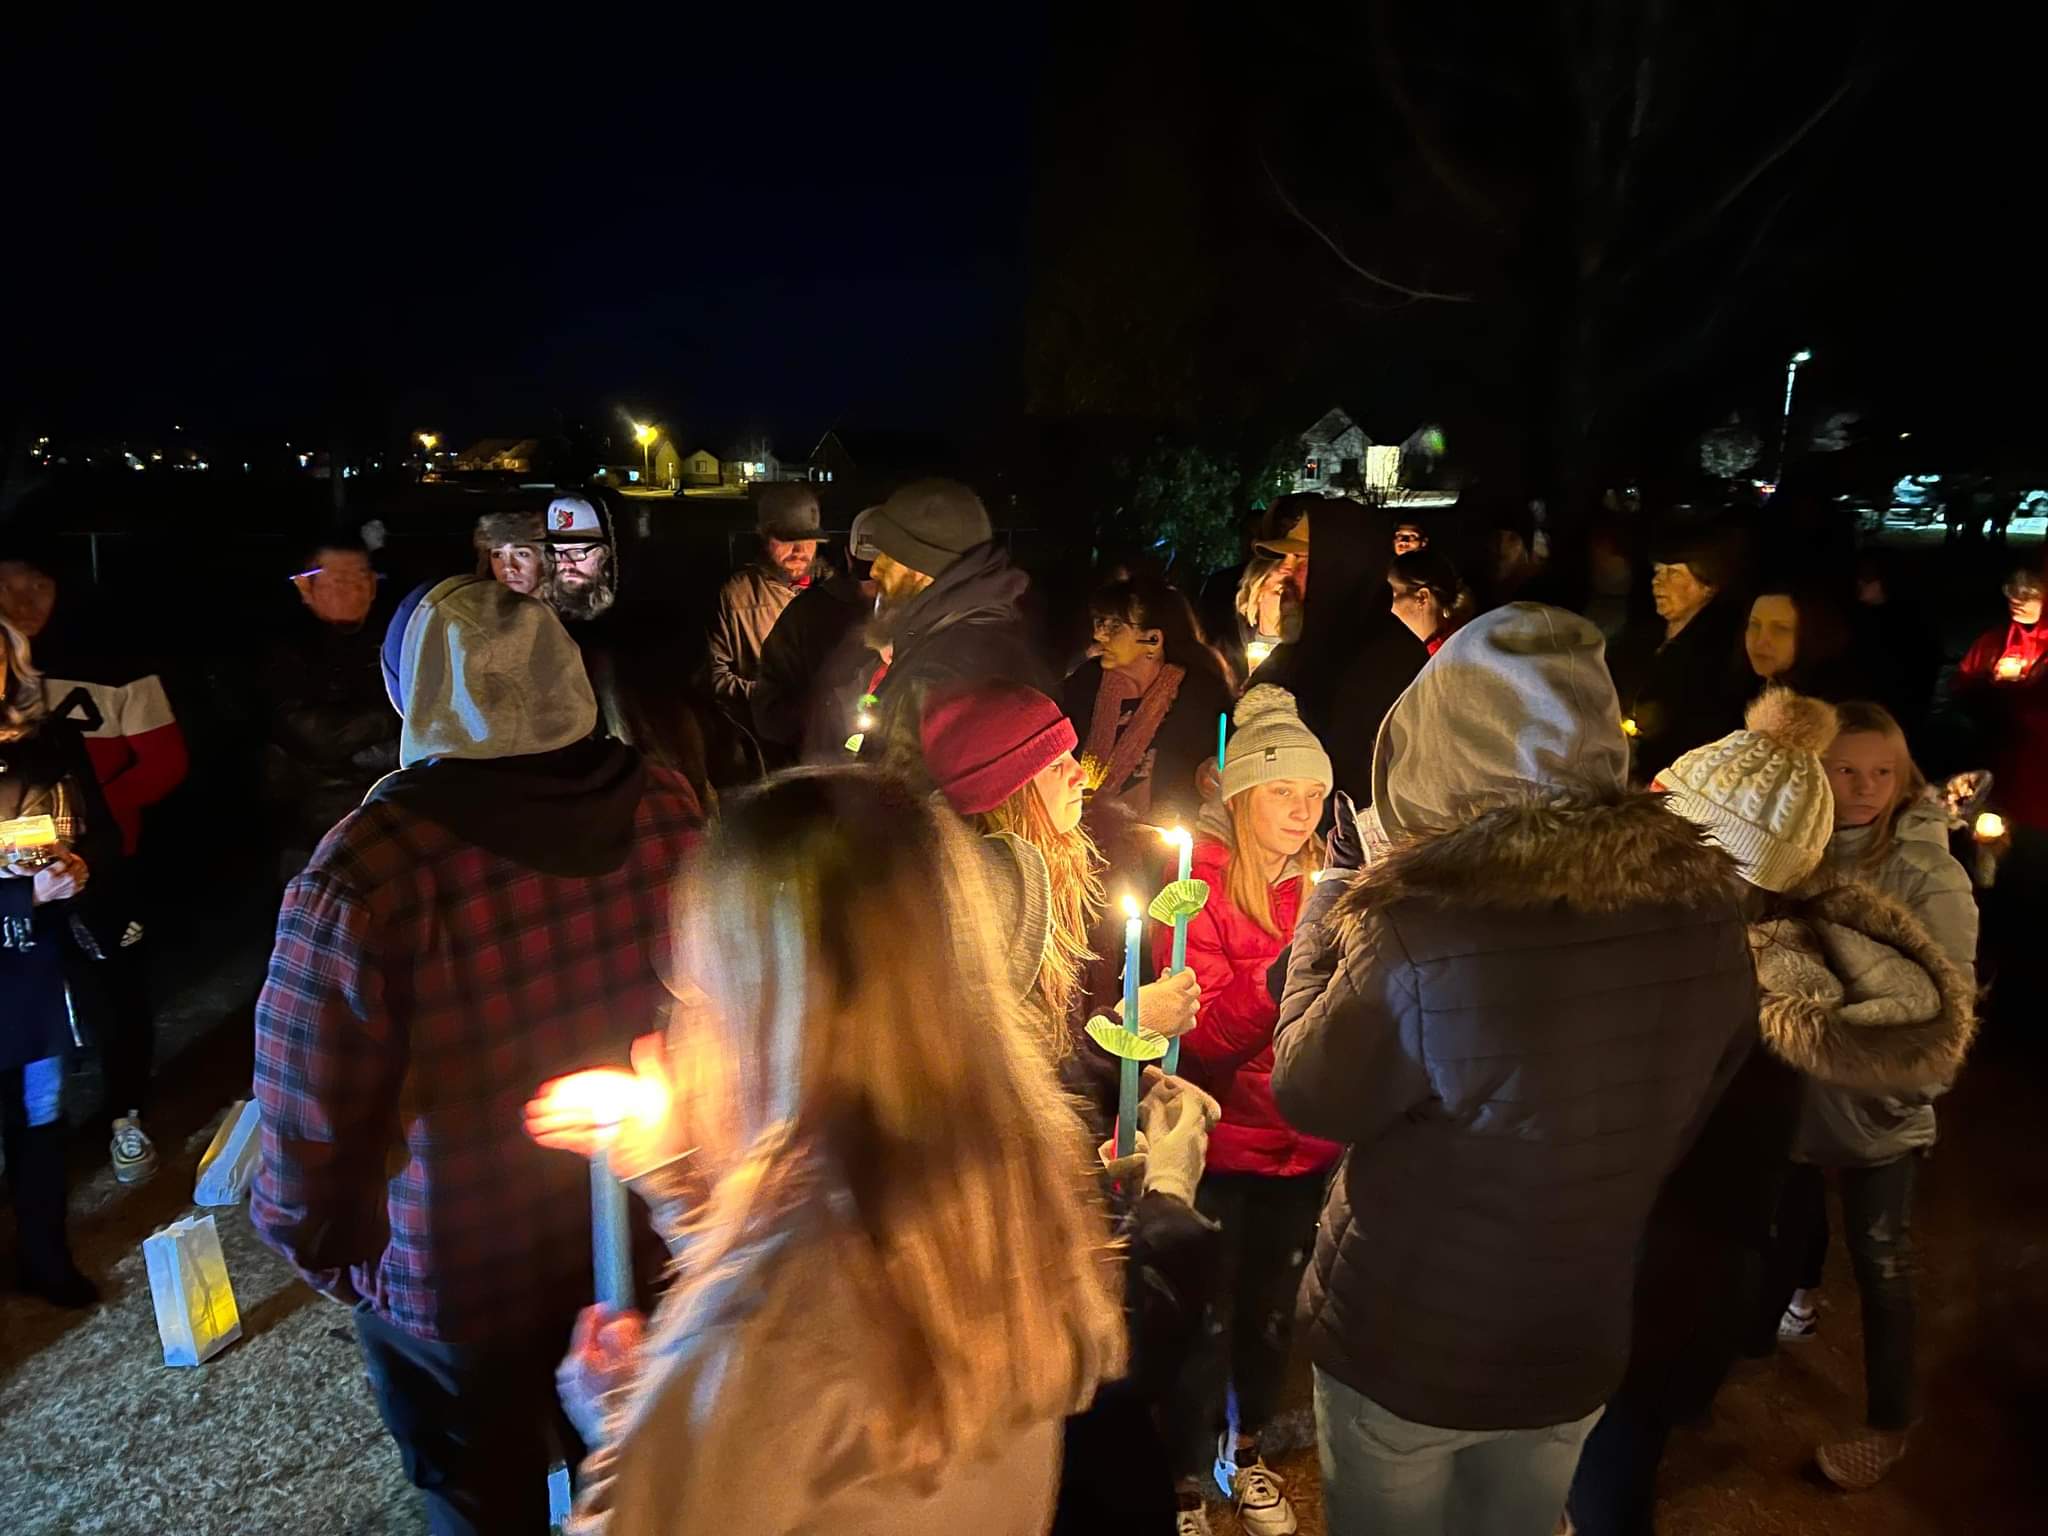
[1272,605,1755,1432]
[751,567,871,764]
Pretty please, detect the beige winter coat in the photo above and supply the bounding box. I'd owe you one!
[708,562,808,703]
[1751,874,1977,1166]
[567,1166,1062,1536]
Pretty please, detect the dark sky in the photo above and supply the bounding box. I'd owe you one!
[12,13,1045,449]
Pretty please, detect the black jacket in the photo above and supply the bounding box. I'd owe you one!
[861,543,1048,787]
[1607,600,1747,783]
[1273,791,1755,1431]
[2,718,123,1069]
[751,568,872,764]
[260,606,400,856]
[1246,500,1423,807]
[1060,660,1234,832]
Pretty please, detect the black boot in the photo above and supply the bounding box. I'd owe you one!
[10,1122,100,1309]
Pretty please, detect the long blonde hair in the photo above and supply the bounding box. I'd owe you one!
[664,767,1125,1477]
[1223,789,1321,939]
[974,782,1105,1027]
[1830,700,1931,878]
[0,618,47,740]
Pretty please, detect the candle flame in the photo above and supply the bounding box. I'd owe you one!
[855,711,875,732]
[1245,640,1275,668]
[1975,812,2007,841]
[534,1071,668,1150]
[1995,655,2026,680]
[1121,893,1141,920]
[1158,824,1192,849]
[1620,716,1640,738]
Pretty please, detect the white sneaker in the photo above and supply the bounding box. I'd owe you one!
[111,1115,158,1185]
[1175,1507,1214,1536]
[1233,1460,1298,1536]
[1778,1302,1818,1342]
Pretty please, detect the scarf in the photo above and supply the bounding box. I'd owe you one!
[1084,663,1184,815]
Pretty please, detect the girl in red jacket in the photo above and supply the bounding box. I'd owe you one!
[1155,684,1337,1536]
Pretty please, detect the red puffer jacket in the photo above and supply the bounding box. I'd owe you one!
[1153,838,1342,1178]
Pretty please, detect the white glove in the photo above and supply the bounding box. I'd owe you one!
[1117,968,1201,1038]
[1138,1073,1221,1207]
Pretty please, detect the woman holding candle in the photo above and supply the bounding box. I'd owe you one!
[1952,564,2048,833]
[1062,573,1235,833]
[1155,684,1337,1536]
[527,769,1128,1535]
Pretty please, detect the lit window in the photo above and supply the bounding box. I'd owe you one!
[1304,459,1319,480]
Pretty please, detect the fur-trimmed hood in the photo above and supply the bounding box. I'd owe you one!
[1752,873,1977,1095]
[1334,786,1744,936]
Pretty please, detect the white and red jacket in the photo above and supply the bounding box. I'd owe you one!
[40,672,188,855]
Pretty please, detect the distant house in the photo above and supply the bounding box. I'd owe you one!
[723,439,820,485]
[810,428,955,501]
[651,438,685,489]
[1292,409,1373,495]
[454,437,542,473]
[678,447,722,487]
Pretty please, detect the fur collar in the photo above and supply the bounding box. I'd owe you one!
[1753,874,1977,1093]
[1335,787,1743,935]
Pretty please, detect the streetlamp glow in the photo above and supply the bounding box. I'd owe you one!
[1773,348,1814,490]
[631,421,658,485]
[1791,349,1813,364]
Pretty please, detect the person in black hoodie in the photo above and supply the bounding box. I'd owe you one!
[849,479,1048,788]
[751,509,882,766]
[3,615,122,1307]
[1244,496,1423,809]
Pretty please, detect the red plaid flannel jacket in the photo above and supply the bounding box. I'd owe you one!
[251,769,702,1344]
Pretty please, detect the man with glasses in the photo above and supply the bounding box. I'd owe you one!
[540,496,616,624]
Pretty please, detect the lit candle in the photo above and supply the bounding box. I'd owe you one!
[1245,639,1274,671]
[528,1069,666,1309]
[1217,711,1228,773]
[590,1158,634,1310]
[1995,655,2026,682]
[1158,827,1194,1076]
[1973,811,2008,889]
[1117,895,1143,1160]
[1975,812,2007,841]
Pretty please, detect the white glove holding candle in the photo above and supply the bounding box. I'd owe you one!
[1117,967,1201,1038]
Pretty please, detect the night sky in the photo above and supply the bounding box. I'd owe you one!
[11,6,2042,472]
[11,13,1046,447]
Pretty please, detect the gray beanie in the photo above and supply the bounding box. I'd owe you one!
[865,478,992,578]
[1222,686,1332,802]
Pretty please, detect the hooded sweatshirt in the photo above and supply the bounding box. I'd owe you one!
[366,576,642,879]
[1271,605,1755,1431]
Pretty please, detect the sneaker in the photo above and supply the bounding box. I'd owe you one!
[1174,1507,1214,1536]
[111,1115,159,1186]
[1778,1301,1818,1341]
[1816,1429,1908,1490]
[1233,1460,1298,1536]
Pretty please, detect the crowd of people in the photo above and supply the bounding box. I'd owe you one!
[1,478,2042,1535]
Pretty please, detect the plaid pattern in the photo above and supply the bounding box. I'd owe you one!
[251,771,702,1345]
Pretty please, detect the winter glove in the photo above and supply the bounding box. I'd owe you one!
[1118,967,1202,1038]
[1325,790,1364,872]
[1138,1072,1222,1208]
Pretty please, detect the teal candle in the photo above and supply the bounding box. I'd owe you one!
[591,1156,634,1310]
[1164,828,1194,1075]
[1217,711,1228,773]
[1117,898,1142,1160]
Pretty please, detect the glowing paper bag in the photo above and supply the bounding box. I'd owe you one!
[194,1099,263,1207]
[142,1214,243,1367]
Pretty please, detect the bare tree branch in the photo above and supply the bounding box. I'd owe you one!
[1264,160,1476,304]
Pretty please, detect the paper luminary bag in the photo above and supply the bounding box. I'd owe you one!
[143,1215,243,1367]
[194,1100,263,1207]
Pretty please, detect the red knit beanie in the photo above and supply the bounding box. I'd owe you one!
[920,682,1078,815]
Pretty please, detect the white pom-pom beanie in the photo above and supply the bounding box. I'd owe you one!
[1223,685,1333,802]
[1654,687,1840,893]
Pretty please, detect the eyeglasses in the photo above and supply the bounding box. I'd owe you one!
[552,543,604,560]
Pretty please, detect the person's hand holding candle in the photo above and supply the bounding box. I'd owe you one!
[525,1032,676,1180]
[1120,968,1201,1038]
[555,1303,647,1446]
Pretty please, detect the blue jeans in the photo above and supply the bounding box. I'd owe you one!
[20,1055,64,1126]
[1315,1368,1601,1536]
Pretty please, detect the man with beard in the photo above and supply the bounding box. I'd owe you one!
[540,495,617,625]
[751,508,882,765]
[841,479,1047,788]
[707,485,828,709]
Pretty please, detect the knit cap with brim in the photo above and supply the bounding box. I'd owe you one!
[866,478,993,579]
[1655,687,1839,893]
[920,681,1078,816]
[1222,685,1333,802]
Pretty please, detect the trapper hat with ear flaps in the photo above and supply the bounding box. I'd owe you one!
[387,576,596,767]
[1655,687,1839,893]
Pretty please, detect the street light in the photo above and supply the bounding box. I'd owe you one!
[631,421,657,485]
[1774,348,1813,490]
